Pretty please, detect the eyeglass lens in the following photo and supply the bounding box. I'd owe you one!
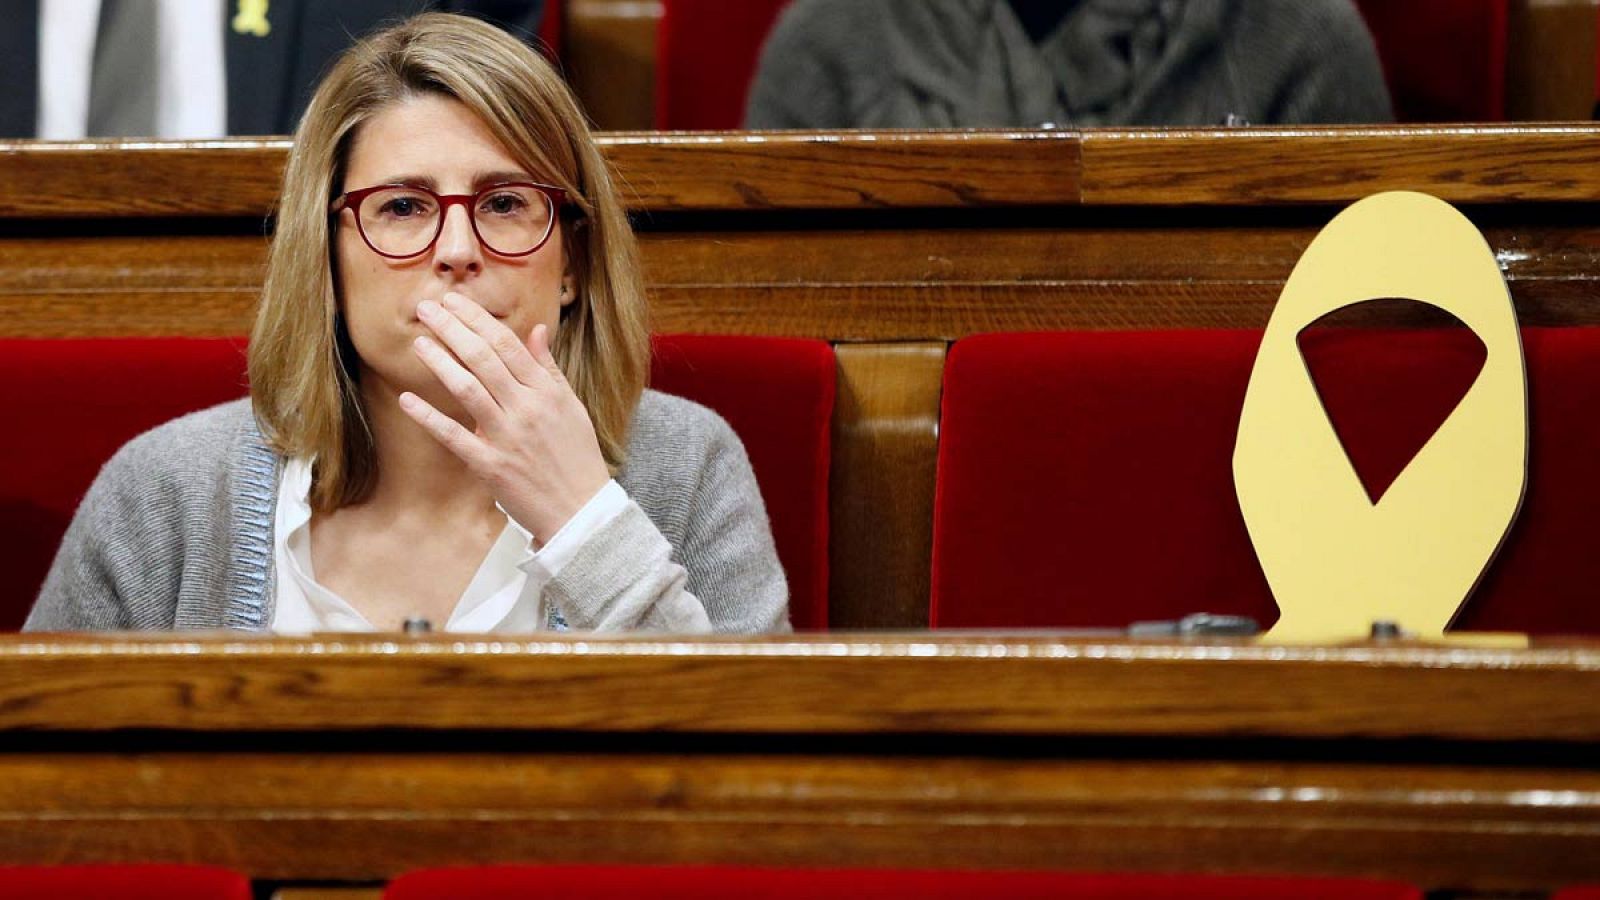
[356,186,554,257]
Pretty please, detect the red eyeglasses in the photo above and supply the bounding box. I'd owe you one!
[331,182,569,259]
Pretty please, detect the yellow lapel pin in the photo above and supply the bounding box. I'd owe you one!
[232,0,270,37]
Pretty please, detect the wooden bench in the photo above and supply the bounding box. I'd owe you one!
[5,126,1600,629]
[0,632,1593,893]
[3,126,1600,894]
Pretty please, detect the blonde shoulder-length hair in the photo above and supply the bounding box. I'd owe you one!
[249,12,649,513]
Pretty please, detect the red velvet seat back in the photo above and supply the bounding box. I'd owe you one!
[0,865,251,899]
[1353,0,1509,121]
[385,865,1420,899]
[655,0,791,129]
[537,0,562,61]
[651,334,835,630]
[3,335,833,633]
[931,328,1600,635]
[0,338,251,631]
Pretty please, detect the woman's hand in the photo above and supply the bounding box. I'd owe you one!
[398,291,610,543]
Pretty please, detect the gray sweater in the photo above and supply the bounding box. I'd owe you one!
[25,392,791,634]
[746,0,1393,129]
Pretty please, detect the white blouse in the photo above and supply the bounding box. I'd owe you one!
[269,457,627,634]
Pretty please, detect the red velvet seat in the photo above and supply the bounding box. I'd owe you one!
[0,865,251,899]
[1554,889,1600,899]
[0,338,251,631]
[1352,0,1509,121]
[2,334,832,632]
[650,334,835,630]
[536,0,563,63]
[385,865,1421,899]
[931,328,1600,635]
[654,0,791,129]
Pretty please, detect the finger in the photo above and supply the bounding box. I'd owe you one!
[417,297,521,406]
[412,334,503,429]
[398,390,492,469]
[439,292,544,386]
[527,323,569,384]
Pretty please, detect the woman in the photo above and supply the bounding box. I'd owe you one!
[27,13,789,634]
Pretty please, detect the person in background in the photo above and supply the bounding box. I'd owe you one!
[745,0,1392,129]
[3,0,545,138]
[26,12,790,635]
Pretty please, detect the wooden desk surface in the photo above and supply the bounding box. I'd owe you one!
[4,125,1599,217]
[0,631,1596,740]
[0,633,1594,889]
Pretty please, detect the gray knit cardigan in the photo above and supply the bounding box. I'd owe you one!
[25,392,791,634]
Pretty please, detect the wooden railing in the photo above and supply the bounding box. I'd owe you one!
[0,632,1595,890]
[4,126,1600,629]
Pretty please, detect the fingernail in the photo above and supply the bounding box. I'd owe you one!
[413,336,430,351]
[417,299,440,318]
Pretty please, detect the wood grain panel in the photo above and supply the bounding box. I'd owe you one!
[636,225,1319,284]
[829,344,944,628]
[6,220,1596,338]
[0,291,258,337]
[1506,0,1599,121]
[1080,126,1600,205]
[639,221,1600,285]
[0,235,266,336]
[566,0,661,131]
[0,235,268,290]
[0,131,1081,216]
[609,130,1081,210]
[5,279,1598,341]
[0,751,1594,886]
[645,280,1600,339]
[8,127,1600,218]
[2,219,1587,293]
[0,635,1595,740]
[0,142,286,218]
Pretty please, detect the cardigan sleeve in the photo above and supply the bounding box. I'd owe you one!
[540,411,791,635]
[25,442,175,631]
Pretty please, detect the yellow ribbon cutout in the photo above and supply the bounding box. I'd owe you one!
[1234,191,1527,645]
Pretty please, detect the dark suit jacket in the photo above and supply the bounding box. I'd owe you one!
[0,0,545,138]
